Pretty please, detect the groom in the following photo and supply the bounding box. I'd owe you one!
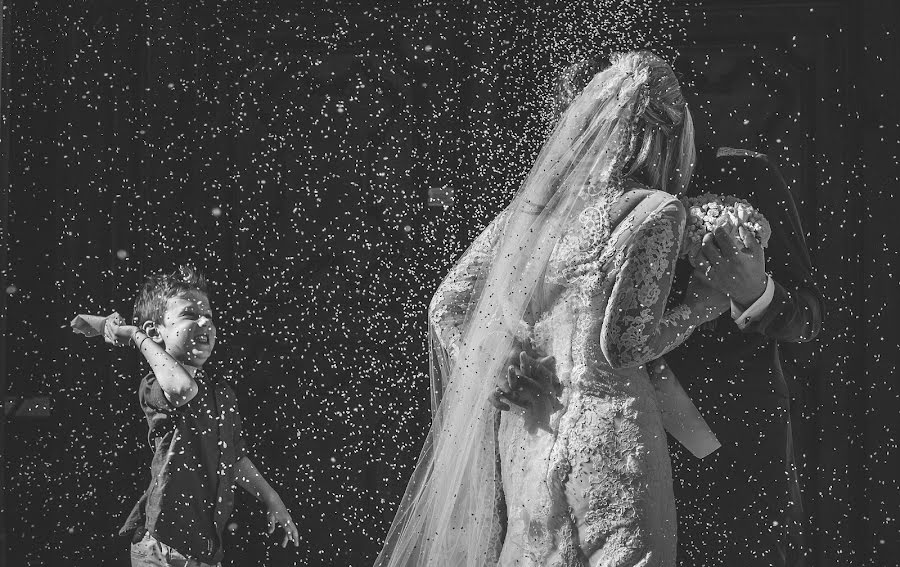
[664,146,823,567]
[497,146,823,567]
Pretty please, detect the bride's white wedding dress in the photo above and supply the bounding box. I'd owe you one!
[430,188,709,566]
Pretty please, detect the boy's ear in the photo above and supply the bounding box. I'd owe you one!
[142,321,160,338]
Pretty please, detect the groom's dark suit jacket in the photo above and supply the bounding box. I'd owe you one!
[665,147,824,567]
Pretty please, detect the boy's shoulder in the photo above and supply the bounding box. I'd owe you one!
[137,366,240,396]
[137,371,179,413]
[137,368,241,418]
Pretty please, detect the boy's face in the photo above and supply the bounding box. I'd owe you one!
[153,289,216,368]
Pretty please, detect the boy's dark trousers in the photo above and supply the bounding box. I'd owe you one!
[130,528,222,567]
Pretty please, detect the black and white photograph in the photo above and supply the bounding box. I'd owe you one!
[1,0,897,566]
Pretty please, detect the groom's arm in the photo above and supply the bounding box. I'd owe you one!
[739,267,823,343]
[734,273,822,343]
[713,150,824,343]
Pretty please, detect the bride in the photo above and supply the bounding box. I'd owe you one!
[376,51,729,567]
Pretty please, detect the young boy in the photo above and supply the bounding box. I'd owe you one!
[106,265,298,567]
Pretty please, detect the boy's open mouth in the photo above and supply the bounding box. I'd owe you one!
[195,334,211,345]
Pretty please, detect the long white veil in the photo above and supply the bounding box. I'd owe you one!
[375,51,695,567]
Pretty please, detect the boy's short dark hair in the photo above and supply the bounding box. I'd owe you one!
[133,265,211,326]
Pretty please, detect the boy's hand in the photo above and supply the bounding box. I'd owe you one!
[103,312,139,347]
[266,497,299,548]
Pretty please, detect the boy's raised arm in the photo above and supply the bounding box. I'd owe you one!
[106,312,198,407]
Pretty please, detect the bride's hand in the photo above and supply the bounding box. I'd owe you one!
[685,269,730,321]
[489,344,562,412]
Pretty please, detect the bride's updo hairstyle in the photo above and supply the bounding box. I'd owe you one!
[554,51,696,195]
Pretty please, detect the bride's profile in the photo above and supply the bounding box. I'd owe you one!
[376,50,729,567]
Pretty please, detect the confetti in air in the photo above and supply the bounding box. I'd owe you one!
[48,1,900,566]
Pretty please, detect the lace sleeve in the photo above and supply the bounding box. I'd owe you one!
[429,211,508,361]
[600,200,710,369]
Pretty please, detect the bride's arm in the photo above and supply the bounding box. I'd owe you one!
[600,200,728,369]
[429,210,509,360]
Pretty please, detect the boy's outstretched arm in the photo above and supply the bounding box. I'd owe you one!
[105,312,198,407]
[235,457,299,548]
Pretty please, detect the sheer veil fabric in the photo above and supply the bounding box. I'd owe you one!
[375,52,695,567]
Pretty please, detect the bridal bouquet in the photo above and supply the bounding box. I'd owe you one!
[680,193,772,259]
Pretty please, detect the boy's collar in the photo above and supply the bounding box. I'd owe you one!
[180,362,198,377]
[191,366,218,384]
[180,362,208,381]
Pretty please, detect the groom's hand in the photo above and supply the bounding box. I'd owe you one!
[696,223,767,308]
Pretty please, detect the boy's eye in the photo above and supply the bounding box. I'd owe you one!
[186,313,213,321]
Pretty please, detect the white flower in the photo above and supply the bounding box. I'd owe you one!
[679,193,771,257]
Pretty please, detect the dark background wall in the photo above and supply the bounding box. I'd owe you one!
[1,1,898,566]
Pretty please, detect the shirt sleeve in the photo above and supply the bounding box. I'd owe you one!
[742,277,823,342]
[731,274,775,329]
[601,200,713,369]
[142,374,178,412]
[138,373,179,446]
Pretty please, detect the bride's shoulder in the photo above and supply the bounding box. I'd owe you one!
[608,182,681,225]
[620,179,678,202]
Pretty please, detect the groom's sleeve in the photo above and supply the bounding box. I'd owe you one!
[731,275,775,329]
[725,151,824,343]
[744,276,823,342]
